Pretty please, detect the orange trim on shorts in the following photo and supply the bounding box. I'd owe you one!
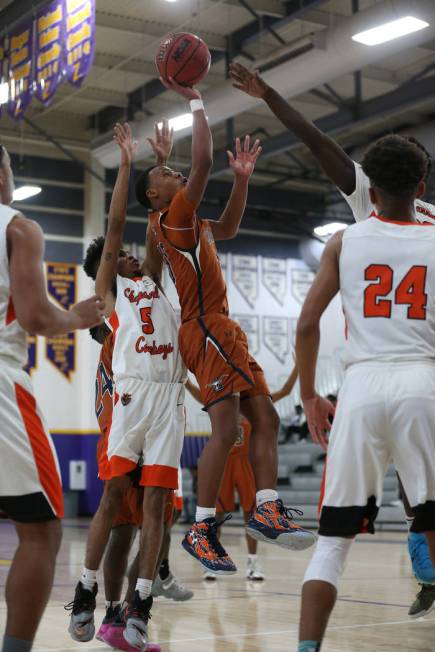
[108,455,137,477]
[140,464,178,489]
[174,495,183,511]
[317,456,328,518]
[97,426,112,480]
[15,382,64,518]
[6,296,16,325]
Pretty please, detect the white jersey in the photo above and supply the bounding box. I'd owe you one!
[340,161,435,224]
[340,216,435,367]
[0,205,27,367]
[108,274,186,384]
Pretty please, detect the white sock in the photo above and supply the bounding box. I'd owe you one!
[80,567,97,592]
[105,600,121,609]
[256,489,278,507]
[406,516,414,531]
[248,554,257,563]
[195,506,216,522]
[135,578,153,600]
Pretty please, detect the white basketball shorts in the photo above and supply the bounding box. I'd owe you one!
[0,360,63,521]
[319,361,435,536]
[107,379,185,489]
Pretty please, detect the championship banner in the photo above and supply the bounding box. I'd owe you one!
[8,19,34,119]
[25,335,37,375]
[35,0,64,105]
[232,255,258,309]
[262,258,287,306]
[65,0,95,87]
[233,314,259,356]
[290,268,315,305]
[263,316,290,364]
[45,262,77,379]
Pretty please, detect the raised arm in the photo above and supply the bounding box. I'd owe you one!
[161,77,212,209]
[296,232,342,448]
[211,135,261,241]
[230,63,355,196]
[95,123,136,313]
[8,217,104,336]
[270,364,298,403]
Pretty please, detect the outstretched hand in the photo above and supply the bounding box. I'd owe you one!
[113,123,137,166]
[230,62,269,99]
[303,394,335,451]
[147,118,174,164]
[160,76,202,101]
[227,135,262,179]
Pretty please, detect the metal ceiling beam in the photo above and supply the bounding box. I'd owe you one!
[91,0,329,134]
[210,73,435,175]
[0,0,48,38]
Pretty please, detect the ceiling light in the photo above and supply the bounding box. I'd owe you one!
[163,0,177,3]
[352,16,429,46]
[0,82,8,105]
[314,222,347,239]
[13,185,42,201]
[158,113,193,133]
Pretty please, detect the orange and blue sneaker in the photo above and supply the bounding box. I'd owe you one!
[246,500,316,550]
[182,517,237,574]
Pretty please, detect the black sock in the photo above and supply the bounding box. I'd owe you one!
[159,558,170,581]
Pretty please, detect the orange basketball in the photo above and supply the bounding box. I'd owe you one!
[155,32,211,87]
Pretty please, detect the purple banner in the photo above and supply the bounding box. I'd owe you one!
[8,19,34,120]
[25,335,37,375]
[45,262,76,379]
[65,0,95,87]
[35,0,64,105]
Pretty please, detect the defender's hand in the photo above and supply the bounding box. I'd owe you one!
[227,135,262,179]
[303,394,335,451]
[230,62,269,99]
[69,295,105,330]
[160,76,202,100]
[113,123,137,166]
[147,118,174,164]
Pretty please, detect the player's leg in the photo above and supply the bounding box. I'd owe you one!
[124,485,168,649]
[234,457,264,580]
[241,393,316,551]
[153,511,194,601]
[67,474,131,642]
[3,519,61,652]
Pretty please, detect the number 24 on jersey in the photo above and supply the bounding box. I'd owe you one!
[364,264,427,320]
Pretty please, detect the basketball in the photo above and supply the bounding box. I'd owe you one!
[155,32,211,87]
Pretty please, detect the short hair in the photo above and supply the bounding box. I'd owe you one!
[83,236,105,280]
[89,323,110,344]
[135,166,155,210]
[362,135,427,198]
[405,136,432,182]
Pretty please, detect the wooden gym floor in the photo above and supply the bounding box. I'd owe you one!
[0,520,434,652]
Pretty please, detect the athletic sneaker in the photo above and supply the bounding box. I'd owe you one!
[182,517,237,574]
[96,603,121,641]
[152,572,194,601]
[408,533,435,584]
[101,608,161,652]
[123,591,153,650]
[246,557,265,581]
[246,500,316,550]
[408,584,435,618]
[65,581,98,642]
[202,569,217,581]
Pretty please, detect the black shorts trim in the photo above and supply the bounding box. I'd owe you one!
[0,492,58,523]
[203,391,238,412]
[410,501,435,533]
[319,497,379,537]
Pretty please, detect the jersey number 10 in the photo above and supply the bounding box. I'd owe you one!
[364,264,427,320]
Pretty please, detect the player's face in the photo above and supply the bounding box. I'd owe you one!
[117,249,141,278]
[147,166,187,205]
[0,148,15,205]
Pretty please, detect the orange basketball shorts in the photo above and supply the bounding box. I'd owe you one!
[179,313,270,409]
[217,454,256,513]
[112,487,175,528]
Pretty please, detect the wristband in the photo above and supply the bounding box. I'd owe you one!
[190,99,204,112]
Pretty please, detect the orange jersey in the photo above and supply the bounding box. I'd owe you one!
[95,333,114,436]
[229,419,251,458]
[149,189,229,323]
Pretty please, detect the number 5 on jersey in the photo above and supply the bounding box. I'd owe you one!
[140,307,155,334]
[364,264,427,320]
